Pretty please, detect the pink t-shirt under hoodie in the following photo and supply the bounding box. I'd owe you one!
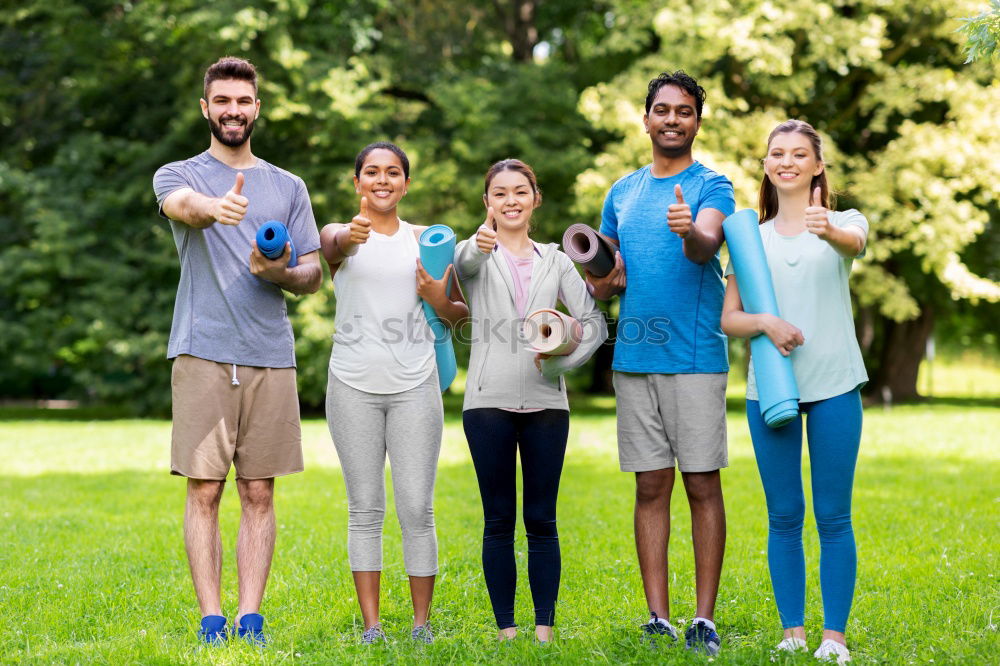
[498,242,543,413]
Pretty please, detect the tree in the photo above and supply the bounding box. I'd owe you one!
[573,0,1000,401]
[0,0,390,411]
[4,0,996,411]
[0,0,630,411]
[958,0,1000,62]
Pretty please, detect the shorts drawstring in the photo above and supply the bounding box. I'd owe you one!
[231,364,240,386]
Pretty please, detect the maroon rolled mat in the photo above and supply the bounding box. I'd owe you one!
[561,224,619,277]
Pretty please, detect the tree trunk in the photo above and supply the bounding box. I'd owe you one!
[869,304,934,403]
[590,316,616,393]
[493,0,538,62]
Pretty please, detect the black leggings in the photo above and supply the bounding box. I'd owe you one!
[463,408,569,628]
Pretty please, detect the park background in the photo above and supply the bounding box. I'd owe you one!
[1,0,998,664]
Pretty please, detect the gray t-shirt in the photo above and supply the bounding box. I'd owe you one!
[153,151,321,368]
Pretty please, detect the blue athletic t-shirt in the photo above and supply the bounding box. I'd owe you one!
[600,162,735,374]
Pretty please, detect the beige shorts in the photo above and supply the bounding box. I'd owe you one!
[613,371,728,473]
[171,354,303,480]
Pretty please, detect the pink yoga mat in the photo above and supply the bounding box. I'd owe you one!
[562,224,619,277]
[523,309,583,356]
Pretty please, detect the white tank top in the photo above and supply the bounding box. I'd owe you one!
[329,221,436,393]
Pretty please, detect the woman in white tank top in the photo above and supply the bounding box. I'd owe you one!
[319,142,467,644]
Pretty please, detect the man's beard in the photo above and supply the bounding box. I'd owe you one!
[208,113,255,147]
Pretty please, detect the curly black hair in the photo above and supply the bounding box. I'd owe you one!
[645,70,706,119]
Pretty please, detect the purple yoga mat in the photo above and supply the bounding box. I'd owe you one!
[561,224,619,277]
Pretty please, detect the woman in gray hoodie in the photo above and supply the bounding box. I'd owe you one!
[454,159,607,643]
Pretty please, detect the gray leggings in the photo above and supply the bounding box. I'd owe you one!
[326,371,443,576]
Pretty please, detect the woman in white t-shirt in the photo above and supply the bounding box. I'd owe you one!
[721,120,868,665]
[319,142,468,645]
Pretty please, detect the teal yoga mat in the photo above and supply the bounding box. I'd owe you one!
[723,209,799,428]
[256,220,298,267]
[418,224,458,392]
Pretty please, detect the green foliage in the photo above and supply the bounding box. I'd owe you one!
[958,0,1000,62]
[573,0,1000,388]
[1,403,998,662]
[1,0,623,412]
[2,0,998,410]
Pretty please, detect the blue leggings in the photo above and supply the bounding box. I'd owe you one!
[747,388,862,633]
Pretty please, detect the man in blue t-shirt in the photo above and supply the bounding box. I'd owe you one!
[587,71,735,656]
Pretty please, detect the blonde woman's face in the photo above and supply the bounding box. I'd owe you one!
[764,132,824,193]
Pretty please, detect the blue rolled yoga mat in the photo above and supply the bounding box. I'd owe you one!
[418,224,458,392]
[723,209,799,428]
[256,220,298,267]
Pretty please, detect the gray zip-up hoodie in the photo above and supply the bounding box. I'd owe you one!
[455,234,608,411]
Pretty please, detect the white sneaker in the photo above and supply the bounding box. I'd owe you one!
[775,636,808,652]
[814,638,851,664]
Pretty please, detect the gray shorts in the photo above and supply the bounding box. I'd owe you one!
[613,371,728,473]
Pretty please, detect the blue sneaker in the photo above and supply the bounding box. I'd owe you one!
[198,615,229,645]
[237,613,266,647]
[684,619,721,656]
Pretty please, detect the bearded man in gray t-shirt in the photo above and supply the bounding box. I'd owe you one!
[152,56,321,646]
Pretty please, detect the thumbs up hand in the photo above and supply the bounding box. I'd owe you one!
[476,207,499,254]
[214,172,249,226]
[805,187,832,239]
[666,184,693,239]
[348,196,372,246]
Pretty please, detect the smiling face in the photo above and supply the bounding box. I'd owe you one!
[201,79,260,148]
[484,169,539,232]
[643,84,700,158]
[354,148,409,212]
[764,131,825,194]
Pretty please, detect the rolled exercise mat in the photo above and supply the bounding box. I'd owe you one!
[523,308,583,356]
[723,208,799,428]
[418,224,458,392]
[256,220,298,267]
[562,224,619,277]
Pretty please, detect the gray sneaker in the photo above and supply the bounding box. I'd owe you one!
[361,623,387,645]
[411,623,434,644]
[641,612,678,645]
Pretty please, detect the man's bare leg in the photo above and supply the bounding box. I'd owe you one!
[185,479,225,617]
[235,478,275,626]
[682,470,726,621]
[634,468,675,620]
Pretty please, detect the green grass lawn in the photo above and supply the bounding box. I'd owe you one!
[1,399,997,664]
